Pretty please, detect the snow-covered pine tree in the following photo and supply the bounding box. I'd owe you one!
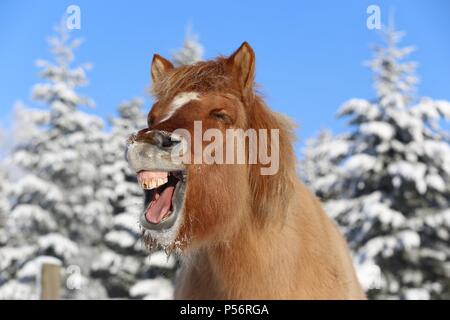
[0,128,8,237]
[300,130,350,200]
[172,25,204,66]
[0,166,9,245]
[302,24,450,299]
[91,98,176,299]
[0,22,110,299]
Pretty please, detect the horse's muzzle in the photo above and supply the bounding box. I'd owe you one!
[126,129,186,173]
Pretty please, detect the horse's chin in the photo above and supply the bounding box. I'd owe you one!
[136,169,187,250]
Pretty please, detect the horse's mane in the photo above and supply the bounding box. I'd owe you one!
[152,58,237,100]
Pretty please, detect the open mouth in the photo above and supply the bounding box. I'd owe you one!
[137,170,187,231]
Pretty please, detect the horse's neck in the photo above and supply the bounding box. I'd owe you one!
[196,212,295,298]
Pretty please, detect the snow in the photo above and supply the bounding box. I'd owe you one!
[355,260,382,291]
[423,140,450,164]
[387,161,427,194]
[313,174,339,196]
[91,250,140,275]
[343,154,377,173]
[18,255,62,280]
[129,278,174,300]
[412,98,441,120]
[145,251,177,269]
[10,175,63,204]
[32,82,81,106]
[12,102,50,144]
[435,100,450,119]
[8,204,57,233]
[360,231,420,261]
[413,98,450,121]
[386,108,424,142]
[112,213,140,234]
[362,197,406,228]
[172,25,204,66]
[105,230,137,250]
[0,280,37,300]
[339,99,379,120]
[398,230,420,250]
[426,174,446,192]
[0,246,36,271]
[360,121,395,140]
[37,233,79,261]
[423,209,450,229]
[403,288,430,300]
[91,251,119,272]
[324,199,352,220]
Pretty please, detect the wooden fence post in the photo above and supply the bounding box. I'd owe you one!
[40,263,61,300]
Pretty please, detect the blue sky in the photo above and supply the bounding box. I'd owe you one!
[1,0,449,153]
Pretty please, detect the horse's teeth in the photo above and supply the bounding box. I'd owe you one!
[140,177,168,190]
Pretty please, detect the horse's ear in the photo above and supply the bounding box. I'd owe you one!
[151,54,174,84]
[226,42,255,90]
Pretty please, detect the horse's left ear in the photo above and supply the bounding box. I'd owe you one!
[226,42,255,90]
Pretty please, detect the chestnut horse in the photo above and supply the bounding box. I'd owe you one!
[126,42,365,299]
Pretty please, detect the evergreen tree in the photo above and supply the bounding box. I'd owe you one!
[302,25,450,299]
[0,128,8,234]
[0,22,109,299]
[172,25,204,66]
[300,130,350,200]
[0,166,9,244]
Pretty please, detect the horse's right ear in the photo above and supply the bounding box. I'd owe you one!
[151,54,174,84]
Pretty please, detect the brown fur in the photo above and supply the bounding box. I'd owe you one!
[138,42,366,299]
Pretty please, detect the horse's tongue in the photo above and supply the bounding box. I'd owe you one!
[145,186,174,224]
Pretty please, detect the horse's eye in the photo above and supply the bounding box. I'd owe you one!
[210,109,232,124]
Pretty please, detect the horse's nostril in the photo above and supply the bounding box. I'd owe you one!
[161,137,173,148]
[141,130,180,149]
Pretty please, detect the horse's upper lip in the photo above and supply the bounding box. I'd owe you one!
[126,140,186,174]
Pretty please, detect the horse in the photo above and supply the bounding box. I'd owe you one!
[126,42,366,299]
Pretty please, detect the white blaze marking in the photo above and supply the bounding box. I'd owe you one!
[158,92,200,124]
